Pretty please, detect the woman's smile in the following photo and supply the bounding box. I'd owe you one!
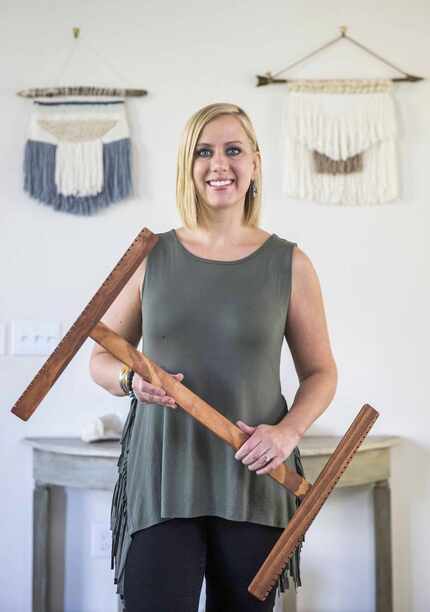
[206,179,235,191]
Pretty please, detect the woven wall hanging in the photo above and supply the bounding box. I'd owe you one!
[17,28,147,215]
[283,78,398,205]
[257,27,423,205]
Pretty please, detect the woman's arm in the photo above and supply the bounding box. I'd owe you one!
[88,259,146,396]
[278,246,338,437]
[235,246,338,475]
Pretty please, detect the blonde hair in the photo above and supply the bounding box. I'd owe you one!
[176,103,262,229]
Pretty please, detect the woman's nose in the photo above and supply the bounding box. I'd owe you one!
[210,150,229,169]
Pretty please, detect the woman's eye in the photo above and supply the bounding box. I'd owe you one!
[196,148,210,157]
[195,147,241,157]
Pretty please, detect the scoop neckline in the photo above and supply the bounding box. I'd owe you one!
[171,229,276,265]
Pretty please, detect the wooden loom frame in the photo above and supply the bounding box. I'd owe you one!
[11,226,379,601]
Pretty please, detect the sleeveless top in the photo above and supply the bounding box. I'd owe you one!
[111,229,305,603]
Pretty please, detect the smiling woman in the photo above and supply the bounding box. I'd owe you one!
[176,103,262,230]
[193,121,258,216]
[89,102,337,612]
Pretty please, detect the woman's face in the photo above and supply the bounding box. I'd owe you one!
[192,115,258,215]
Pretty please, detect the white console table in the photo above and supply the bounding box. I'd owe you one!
[24,435,399,612]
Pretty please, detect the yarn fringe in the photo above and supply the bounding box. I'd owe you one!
[110,397,137,605]
[275,445,305,599]
[110,404,304,605]
[286,89,397,160]
[283,84,399,204]
[23,137,132,215]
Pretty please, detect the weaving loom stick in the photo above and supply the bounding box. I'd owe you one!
[11,227,159,421]
[11,226,309,495]
[10,226,379,600]
[248,403,378,600]
[90,321,311,496]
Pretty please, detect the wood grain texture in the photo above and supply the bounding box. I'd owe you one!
[248,404,379,601]
[90,321,312,497]
[11,226,380,605]
[11,227,158,421]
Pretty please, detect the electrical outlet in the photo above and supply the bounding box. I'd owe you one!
[91,522,111,558]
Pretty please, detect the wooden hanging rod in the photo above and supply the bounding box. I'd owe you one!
[256,73,423,87]
[17,86,148,98]
[256,26,424,87]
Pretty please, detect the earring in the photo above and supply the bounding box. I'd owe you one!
[250,180,257,197]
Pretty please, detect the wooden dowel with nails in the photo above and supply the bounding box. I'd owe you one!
[248,403,379,600]
[90,320,312,498]
[11,228,159,422]
[9,222,379,604]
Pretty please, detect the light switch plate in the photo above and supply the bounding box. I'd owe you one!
[11,320,62,356]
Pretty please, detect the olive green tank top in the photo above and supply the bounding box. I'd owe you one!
[111,228,304,602]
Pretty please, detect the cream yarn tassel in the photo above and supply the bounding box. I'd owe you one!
[283,79,399,205]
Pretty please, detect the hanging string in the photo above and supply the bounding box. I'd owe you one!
[271,29,414,80]
[84,39,132,86]
[343,33,411,78]
[271,34,341,79]
[40,27,133,89]
[52,39,81,86]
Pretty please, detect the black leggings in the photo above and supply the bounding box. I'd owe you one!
[124,515,286,612]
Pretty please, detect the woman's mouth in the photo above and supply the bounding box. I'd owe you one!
[206,179,235,190]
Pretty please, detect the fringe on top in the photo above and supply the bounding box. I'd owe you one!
[110,398,305,606]
[275,445,306,598]
[110,397,137,606]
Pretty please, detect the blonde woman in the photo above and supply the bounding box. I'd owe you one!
[89,103,337,611]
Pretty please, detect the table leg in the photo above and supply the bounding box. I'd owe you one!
[282,585,297,612]
[33,483,50,612]
[373,480,393,612]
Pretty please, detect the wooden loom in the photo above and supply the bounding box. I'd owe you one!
[11,226,379,601]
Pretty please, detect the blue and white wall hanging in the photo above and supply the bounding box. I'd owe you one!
[18,25,147,215]
[20,87,143,215]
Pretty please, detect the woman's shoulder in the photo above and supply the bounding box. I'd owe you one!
[137,229,176,295]
[272,235,315,279]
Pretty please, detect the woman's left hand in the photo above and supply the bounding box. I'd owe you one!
[234,420,301,475]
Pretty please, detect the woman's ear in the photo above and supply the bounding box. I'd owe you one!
[253,151,261,177]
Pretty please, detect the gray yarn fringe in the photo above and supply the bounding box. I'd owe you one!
[110,397,137,607]
[275,445,305,599]
[110,400,304,606]
[23,138,132,215]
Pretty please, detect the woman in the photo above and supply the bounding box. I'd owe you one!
[89,102,337,612]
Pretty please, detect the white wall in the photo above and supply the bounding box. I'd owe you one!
[1,1,429,611]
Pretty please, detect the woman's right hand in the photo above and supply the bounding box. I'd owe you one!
[131,372,184,409]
